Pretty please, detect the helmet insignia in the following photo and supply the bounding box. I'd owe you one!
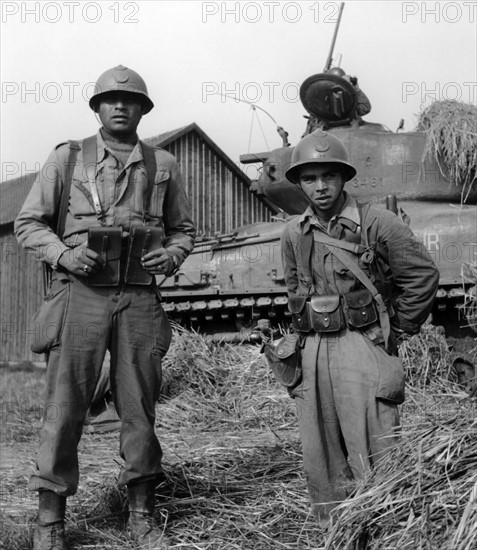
[314,139,330,153]
[113,66,129,83]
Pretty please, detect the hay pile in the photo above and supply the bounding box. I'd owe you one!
[417,100,477,202]
[1,325,476,549]
[327,412,477,550]
[327,326,477,550]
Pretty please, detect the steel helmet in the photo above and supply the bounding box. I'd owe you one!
[285,130,357,184]
[327,66,346,78]
[89,65,154,114]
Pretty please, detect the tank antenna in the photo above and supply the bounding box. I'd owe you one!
[215,92,290,147]
[323,2,345,72]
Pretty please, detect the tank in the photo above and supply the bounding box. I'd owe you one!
[157,63,476,340]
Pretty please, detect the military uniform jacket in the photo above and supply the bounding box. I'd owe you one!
[15,130,196,268]
[280,193,440,335]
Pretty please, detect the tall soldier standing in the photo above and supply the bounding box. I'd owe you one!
[15,65,196,549]
[280,130,439,526]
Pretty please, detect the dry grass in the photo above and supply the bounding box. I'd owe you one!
[461,261,477,332]
[417,99,477,203]
[1,326,476,549]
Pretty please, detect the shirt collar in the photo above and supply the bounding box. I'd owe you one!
[299,192,360,233]
[95,130,143,166]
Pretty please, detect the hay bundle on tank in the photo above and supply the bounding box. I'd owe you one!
[417,100,477,202]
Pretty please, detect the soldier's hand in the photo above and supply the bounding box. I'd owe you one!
[58,244,104,277]
[141,247,176,275]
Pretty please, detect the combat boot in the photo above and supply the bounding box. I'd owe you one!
[33,490,68,550]
[127,481,170,549]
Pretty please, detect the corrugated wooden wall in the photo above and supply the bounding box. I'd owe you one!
[164,133,272,236]
[0,228,44,362]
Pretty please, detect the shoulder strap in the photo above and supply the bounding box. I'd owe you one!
[56,140,80,238]
[82,135,104,223]
[298,230,314,294]
[323,242,391,347]
[312,232,364,254]
[141,142,157,222]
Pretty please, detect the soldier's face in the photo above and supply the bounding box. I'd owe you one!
[97,92,143,136]
[298,163,346,216]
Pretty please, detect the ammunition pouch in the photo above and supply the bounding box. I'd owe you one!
[124,225,164,285]
[288,296,310,332]
[262,333,302,388]
[86,225,164,286]
[342,288,378,330]
[288,295,345,333]
[87,227,122,286]
[309,294,345,332]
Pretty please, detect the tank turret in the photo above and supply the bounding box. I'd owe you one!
[157,8,476,341]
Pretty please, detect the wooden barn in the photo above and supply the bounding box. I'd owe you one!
[0,123,278,363]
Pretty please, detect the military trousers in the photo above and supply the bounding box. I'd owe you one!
[292,328,401,521]
[28,274,172,496]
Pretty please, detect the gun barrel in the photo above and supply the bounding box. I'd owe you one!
[324,2,345,71]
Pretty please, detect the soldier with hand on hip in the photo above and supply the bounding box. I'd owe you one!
[15,65,196,550]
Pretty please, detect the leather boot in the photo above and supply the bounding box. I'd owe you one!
[127,481,170,549]
[33,490,68,550]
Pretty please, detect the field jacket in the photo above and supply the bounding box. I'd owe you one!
[281,194,439,335]
[15,130,196,268]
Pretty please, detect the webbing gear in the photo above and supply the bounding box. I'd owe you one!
[298,205,391,348]
[82,135,104,223]
[56,142,80,238]
[81,134,158,224]
[43,141,80,296]
[43,135,158,294]
[320,240,391,348]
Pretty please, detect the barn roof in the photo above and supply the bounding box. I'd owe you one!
[145,122,261,194]
[0,123,276,227]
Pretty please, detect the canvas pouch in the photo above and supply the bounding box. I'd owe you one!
[262,333,302,388]
[30,271,71,353]
[87,227,122,286]
[124,225,165,285]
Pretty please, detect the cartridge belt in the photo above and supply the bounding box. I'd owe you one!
[288,289,379,333]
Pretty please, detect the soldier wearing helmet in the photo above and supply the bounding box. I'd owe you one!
[304,67,372,134]
[328,66,371,119]
[280,130,439,527]
[15,65,196,549]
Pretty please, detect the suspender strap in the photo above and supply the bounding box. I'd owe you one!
[141,142,157,222]
[44,140,80,296]
[312,231,364,254]
[56,141,80,238]
[322,242,391,348]
[82,135,104,223]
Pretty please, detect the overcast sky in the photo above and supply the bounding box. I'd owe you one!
[1,0,476,182]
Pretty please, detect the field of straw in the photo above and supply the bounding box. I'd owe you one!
[1,325,476,550]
